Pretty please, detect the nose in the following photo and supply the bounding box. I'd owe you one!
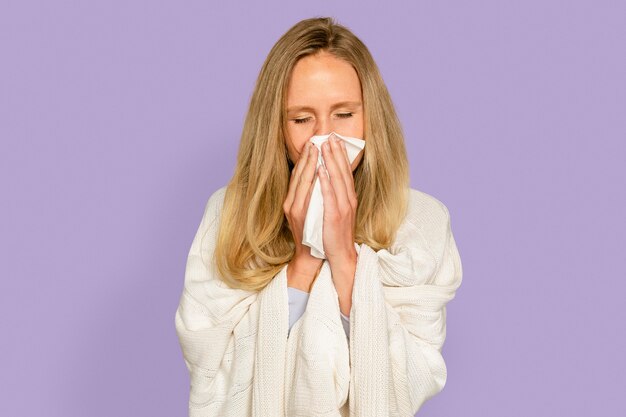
[314,115,333,137]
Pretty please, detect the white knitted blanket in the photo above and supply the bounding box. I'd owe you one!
[175,186,463,417]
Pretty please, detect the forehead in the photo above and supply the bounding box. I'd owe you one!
[286,53,362,106]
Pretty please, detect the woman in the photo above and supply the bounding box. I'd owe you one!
[175,16,463,417]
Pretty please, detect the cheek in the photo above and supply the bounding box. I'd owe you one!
[285,130,309,161]
[348,115,365,139]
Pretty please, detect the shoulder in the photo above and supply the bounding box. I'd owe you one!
[193,185,229,268]
[403,187,453,247]
[406,187,451,224]
[201,185,229,222]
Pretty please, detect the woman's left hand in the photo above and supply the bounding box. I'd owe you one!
[318,133,359,292]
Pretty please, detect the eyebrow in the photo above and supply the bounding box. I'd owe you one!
[286,101,362,113]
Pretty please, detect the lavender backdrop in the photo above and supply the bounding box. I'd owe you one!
[1,1,624,416]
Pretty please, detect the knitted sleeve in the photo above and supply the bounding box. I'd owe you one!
[348,196,463,417]
[174,189,259,416]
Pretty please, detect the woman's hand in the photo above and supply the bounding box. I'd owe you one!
[283,141,324,291]
[318,133,358,314]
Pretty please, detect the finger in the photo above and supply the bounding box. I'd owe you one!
[317,160,337,215]
[285,142,311,208]
[331,136,355,196]
[338,137,352,169]
[321,138,348,210]
[338,139,358,209]
[339,140,354,177]
[303,164,318,213]
[294,143,319,210]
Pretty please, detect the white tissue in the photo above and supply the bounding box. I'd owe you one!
[301,132,365,259]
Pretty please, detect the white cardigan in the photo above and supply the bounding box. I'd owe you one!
[175,186,463,417]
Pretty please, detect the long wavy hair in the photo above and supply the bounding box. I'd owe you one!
[214,16,410,291]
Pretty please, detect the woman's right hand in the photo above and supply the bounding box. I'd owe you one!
[283,141,324,291]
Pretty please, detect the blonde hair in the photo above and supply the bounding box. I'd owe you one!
[215,16,410,291]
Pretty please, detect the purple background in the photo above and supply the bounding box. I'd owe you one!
[1,1,624,416]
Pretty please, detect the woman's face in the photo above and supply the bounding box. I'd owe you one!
[284,51,365,172]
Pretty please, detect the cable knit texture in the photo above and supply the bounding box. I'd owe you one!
[175,185,463,417]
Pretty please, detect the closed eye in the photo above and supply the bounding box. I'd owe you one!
[292,113,353,124]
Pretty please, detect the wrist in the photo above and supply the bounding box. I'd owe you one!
[328,246,358,274]
[287,256,323,292]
